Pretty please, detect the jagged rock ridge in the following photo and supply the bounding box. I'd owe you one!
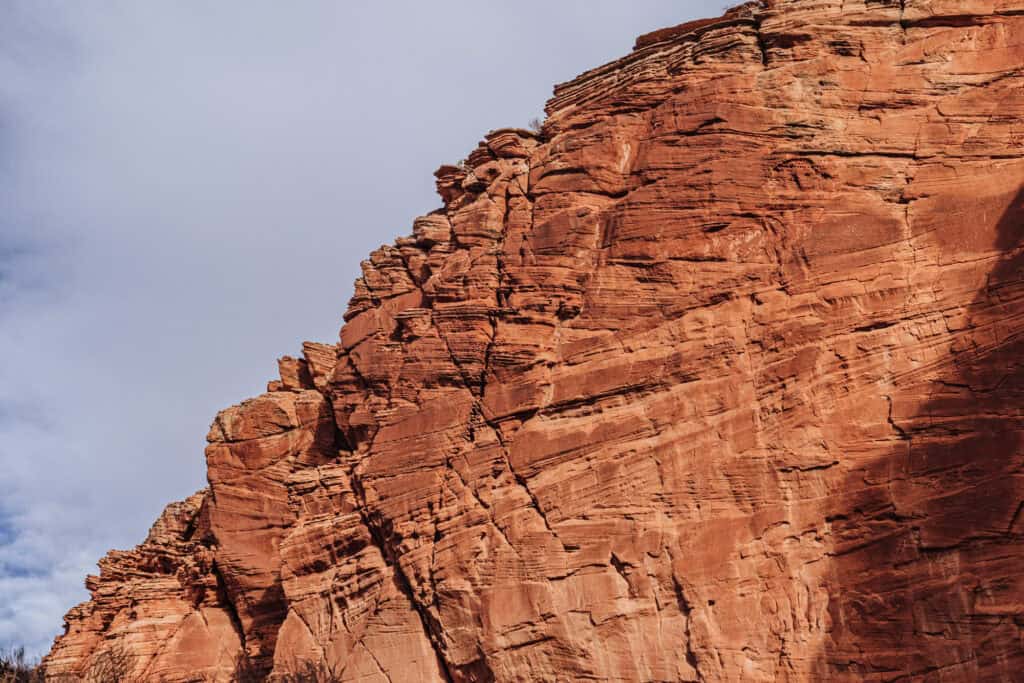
[45,1,1024,680]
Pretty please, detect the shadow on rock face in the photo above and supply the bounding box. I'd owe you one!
[821,187,1024,680]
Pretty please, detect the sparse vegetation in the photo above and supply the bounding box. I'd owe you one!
[0,647,44,683]
[2,643,141,683]
[3,646,349,682]
[231,652,263,682]
[528,116,544,134]
[275,659,343,683]
[233,652,344,682]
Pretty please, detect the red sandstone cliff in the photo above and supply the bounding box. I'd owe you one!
[43,1,1024,680]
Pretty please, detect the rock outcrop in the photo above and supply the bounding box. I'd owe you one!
[44,1,1024,680]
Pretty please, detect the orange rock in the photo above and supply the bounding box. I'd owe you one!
[43,492,242,681]
[44,1,1024,680]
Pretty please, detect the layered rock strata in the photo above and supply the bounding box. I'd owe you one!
[45,1,1024,680]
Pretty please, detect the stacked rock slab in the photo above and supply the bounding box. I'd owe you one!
[45,0,1024,680]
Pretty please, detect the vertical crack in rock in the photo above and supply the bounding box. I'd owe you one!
[476,405,568,552]
[753,15,769,67]
[354,487,458,683]
[211,560,247,654]
[342,421,457,683]
[394,163,569,554]
[319,355,458,681]
[885,395,911,441]
[671,574,704,683]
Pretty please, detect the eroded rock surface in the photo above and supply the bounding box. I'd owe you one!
[45,1,1024,680]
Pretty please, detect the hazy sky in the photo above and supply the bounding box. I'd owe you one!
[0,0,723,656]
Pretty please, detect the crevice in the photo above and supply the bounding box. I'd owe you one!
[900,10,1024,29]
[334,596,394,683]
[502,635,555,653]
[444,456,521,557]
[361,642,395,683]
[885,395,911,441]
[211,560,247,655]
[1006,501,1024,535]
[136,615,187,681]
[474,405,570,553]
[402,163,570,558]
[311,359,458,682]
[348,472,457,683]
[777,460,839,474]
[668,255,728,263]
[609,553,634,597]
[790,149,918,160]
[853,320,897,333]
[670,573,705,682]
[753,15,769,66]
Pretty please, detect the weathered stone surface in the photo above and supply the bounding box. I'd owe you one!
[44,1,1024,680]
[43,492,243,681]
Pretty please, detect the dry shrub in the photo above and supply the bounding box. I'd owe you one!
[233,652,343,683]
[42,644,139,683]
[4,645,347,683]
[0,647,44,683]
[274,659,342,683]
[231,652,263,683]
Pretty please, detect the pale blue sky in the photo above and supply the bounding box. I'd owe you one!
[0,0,724,656]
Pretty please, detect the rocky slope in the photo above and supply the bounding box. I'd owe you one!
[44,1,1024,680]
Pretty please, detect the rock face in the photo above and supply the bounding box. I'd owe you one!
[44,1,1024,680]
